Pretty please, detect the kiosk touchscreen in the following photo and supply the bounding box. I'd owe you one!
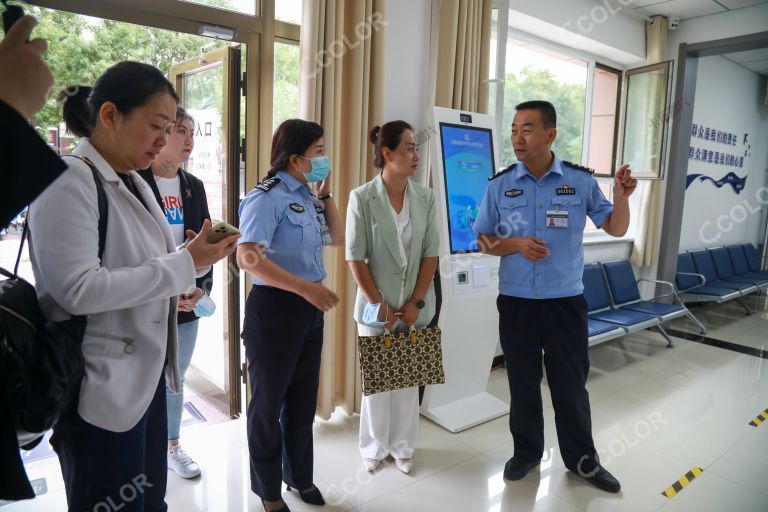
[439,123,494,253]
[420,107,508,433]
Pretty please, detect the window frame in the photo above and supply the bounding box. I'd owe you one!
[272,36,301,131]
[490,5,632,240]
[590,63,623,178]
[497,27,625,168]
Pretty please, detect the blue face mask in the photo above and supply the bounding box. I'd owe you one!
[193,293,216,317]
[362,302,388,328]
[298,155,330,183]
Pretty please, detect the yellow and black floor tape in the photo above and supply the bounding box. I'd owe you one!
[662,467,704,499]
[748,408,768,427]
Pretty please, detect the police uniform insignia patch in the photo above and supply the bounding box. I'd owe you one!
[489,163,518,181]
[562,160,594,174]
[289,203,305,213]
[314,203,325,213]
[505,189,523,197]
[556,184,576,195]
[256,177,281,192]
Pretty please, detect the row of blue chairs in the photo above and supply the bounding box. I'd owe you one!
[676,244,768,315]
[582,261,703,348]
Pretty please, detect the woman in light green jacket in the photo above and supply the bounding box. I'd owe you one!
[346,120,440,474]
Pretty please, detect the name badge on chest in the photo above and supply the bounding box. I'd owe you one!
[319,222,332,246]
[546,209,568,228]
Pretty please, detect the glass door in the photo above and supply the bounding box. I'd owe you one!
[170,45,243,417]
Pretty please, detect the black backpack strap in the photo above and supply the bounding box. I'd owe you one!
[4,155,108,280]
[13,221,28,275]
[61,155,108,261]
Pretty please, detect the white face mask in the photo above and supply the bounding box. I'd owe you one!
[193,294,216,317]
[362,302,389,328]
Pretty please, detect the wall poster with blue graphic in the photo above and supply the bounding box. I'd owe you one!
[438,123,496,254]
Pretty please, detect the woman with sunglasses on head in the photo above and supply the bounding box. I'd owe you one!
[138,106,212,480]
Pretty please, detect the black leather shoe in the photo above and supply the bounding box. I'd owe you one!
[261,499,291,512]
[287,484,325,506]
[573,465,621,493]
[503,456,540,481]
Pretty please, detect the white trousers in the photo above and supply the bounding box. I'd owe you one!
[358,322,420,460]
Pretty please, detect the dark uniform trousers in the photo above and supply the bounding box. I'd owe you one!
[497,293,599,472]
[243,286,324,501]
[50,376,168,512]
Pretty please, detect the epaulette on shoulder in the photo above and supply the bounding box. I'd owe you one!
[256,176,281,192]
[562,160,594,174]
[489,163,517,181]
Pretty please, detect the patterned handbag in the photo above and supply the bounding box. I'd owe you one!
[357,325,445,396]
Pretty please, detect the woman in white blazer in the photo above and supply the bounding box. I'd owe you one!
[28,62,237,512]
[346,121,440,474]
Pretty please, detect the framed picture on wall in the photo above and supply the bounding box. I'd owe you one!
[619,60,674,180]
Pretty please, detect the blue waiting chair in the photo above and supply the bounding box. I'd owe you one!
[583,264,670,347]
[582,264,629,345]
[710,247,768,289]
[727,245,768,282]
[690,249,756,314]
[601,260,706,335]
[676,252,741,304]
[587,319,627,346]
[741,244,768,277]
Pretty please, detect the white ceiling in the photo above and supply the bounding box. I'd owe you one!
[599,0,768,20]
[723,47,768,76]
[597,0,768,76]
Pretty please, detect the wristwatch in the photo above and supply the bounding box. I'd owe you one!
[414,298,426,310]
[318,192,333,200]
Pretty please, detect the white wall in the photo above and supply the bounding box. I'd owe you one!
[632,3,768,283]
[381,0,432,142]
[508,0,645,65]
[678,55,768,251]
[379,0,647,184]
[668,3,768,58]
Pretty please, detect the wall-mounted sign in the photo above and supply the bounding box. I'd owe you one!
[686,119,753,193]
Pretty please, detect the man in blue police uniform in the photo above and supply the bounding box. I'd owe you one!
[474,100,636,493]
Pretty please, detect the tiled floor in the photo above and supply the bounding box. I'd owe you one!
[4,297,768,512]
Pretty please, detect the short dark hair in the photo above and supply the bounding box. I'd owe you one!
[268,119,324,178]
[515,100,557,129]
[369,120,413,168]
[60,61,179,138]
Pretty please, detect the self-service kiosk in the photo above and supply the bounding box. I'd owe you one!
[420,107,509,433]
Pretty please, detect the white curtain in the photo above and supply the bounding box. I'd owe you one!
[300,0,386,419]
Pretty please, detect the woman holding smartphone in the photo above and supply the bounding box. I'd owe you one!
[28,61,238,511]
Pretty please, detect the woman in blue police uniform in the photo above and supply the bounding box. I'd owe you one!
[236,119,344,512]
[474,101,636,494]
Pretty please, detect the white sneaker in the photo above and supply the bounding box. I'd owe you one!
[168,445,201,479]
[363,458,382,472]
[395,458,412,474]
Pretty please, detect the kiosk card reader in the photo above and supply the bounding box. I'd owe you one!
[420,107,508,432]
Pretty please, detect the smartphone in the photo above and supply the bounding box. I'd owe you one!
[2,0,25,36]
[206,220,240,243]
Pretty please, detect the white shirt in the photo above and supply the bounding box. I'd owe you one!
[153,174,185,246]
[389,189,412,307]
